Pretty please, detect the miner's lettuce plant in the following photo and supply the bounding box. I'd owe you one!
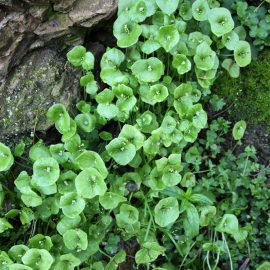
[0,0,269,269]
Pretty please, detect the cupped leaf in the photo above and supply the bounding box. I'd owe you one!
[194,42,216,71]
[106,137,136,166]
[8,264,32,270]
[135,242,165,264]
[99,192,127,210]
[56,215,81,235]
[47,104,71,133]
[156,0,179,15]
[187,104,208,130]
[63,229,88,251]
[222,31,239,51]
[216,214,239,235]
[82,51,94,70]
[232,120,247,140]
[22,249,54,270]
[116,204,139,227]
[60,192,85,218]
[154,197,179,227]
[157,25,180,52]
[113,15,142,48]
[80,73,98,95]
[67,45,86,67]
[0,143,14,172]
[75,150,108,178]
[49,143,68,165]
[131,57,164,83]
[31,157,60,187]
[75,113,96,133]
[0,217,13,233]
[8,245,29,263]
[192,0,210,21]
[234,41,251,67]
[208,7,234,37]
[75,168,107,199]
[172,54,191,75]
[54,254,80,270]
[101,48,125,69]
[136,111,159,133]
[179,1,192,21]
[119,125,145,150]
[149,84,169,104]
[29,234,53,251]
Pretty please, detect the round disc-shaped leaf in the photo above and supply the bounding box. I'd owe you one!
[156,0,180,15]
[29,234,53,251]
[194,42,216,71]
[0,143,14,172]
[54,254,80,270]
[106,137,136,166]
[216,214,239,235]
[82,51,94,70]
[31,157,60,187]
[116,204,139,227]
[22,249,54,270]
[75,113,96,133]
[67,45,86,67]
[179,1,192,21]
[119,124,145,150]
[131,57,164,83]
[56,215,81,235]
[222,31,239,51]
[113,15,142,48]
[75,168,107,199]
[99,192,127,210]
[47,104,70,133]
[172,54,191,75]
[149,84,169,104]
[192,0,210,21]
[154,197,179,227]
[208,8,234,37]
[222,59,240,78]
[156,25,180,52]
[232,120,247,140]
[234,41,251,67]
[57,170,76,195]
[101,48,125,69]
[63,229,88,251]
[136,111,159,133]
[60,192,85,218]
[8,245,29,262]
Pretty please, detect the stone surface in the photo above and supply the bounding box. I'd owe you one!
[0,0,118,143]
[0,48,80,143]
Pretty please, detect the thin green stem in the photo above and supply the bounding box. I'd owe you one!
[222,233,233,270]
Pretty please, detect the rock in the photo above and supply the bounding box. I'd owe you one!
[0,0,118,143]
[0,48,80,143]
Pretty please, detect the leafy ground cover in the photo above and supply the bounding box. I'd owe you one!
[0,0,270,270]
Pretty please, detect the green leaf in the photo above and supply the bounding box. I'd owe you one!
[105,250,126,270]
[82,51,95,70]
[194,42,216,71]
[8,264,32,270]
[135,242,165,264]
[131,57,164,83]
[75,168,107,199]
[14,142,25,157]
[256,262,270,270]
[75,113,96,133]
[156,25,180,52]
[22,249,54,270]
[0,218,13,233]
[0,143,14,172]
[156,0,180,15]
[199,206,217,226]
[67,45,86,67]
[154,197,179,227]
[179,1,192,21]
[63,229,88,251]
[136,111,159,133]
[54,254,80,270]
[222,59,240,78]
[49,144,68,165]
[29,234,53,251]
[208,8,234,37]
[222,31,239,51]
[8,245,28,263]
[232,120,247,140]
[113,15,142,48]
[101,48,125,69]
[172,54,191,75]
[182,201,200,238]
[60,192,85,218]
[75,150,108,178]
[149,84,169,104]
[192,0,210,21]
[80,73,98,95]
[119,124,145,150]
[99,192,127,210]
[106,137,136,166]
[234,41,251,67]
[31,157,60,187]
[116,204,139,227]
[216,214,239,235]
[56,215,81,235]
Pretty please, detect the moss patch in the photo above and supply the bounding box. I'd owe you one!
[213,50,270,131]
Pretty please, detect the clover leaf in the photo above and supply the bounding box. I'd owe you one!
[106,137,136,166]
[75,168,107,199]
[157,25,180,52]
[208,7,234,37]
[172,54,191,75]
[22,249,54,270]
[156,0,180,15]
[63,229,88,251]
[192,0,210,21]
[234,40,251,67]
[0,143,14,172]
[154,197,179,227]
[31,157,60,187]
[131,57,164,83]
[232,120,247,141]
[113,15,142,48]
[60,192,85,218]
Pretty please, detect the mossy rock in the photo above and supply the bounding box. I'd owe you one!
[213,50,270,131]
